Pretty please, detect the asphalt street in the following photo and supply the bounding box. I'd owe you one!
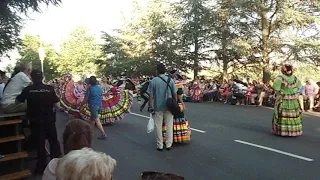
[29,101,320,180]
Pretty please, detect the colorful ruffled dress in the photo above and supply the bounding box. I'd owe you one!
[79,86,133,124]
[272,74,302,136]
[191,84,202,102]
[58,74,133,125]
[162,81,191,143]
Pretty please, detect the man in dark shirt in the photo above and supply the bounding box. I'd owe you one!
[139,80,150,112]
[16,70,62,174]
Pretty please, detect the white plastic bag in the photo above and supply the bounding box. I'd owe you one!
[147,113,155,133]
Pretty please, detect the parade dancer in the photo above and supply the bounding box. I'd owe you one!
[79,76,107,139]
[162,69,191,143]
[57,74,132,125]
[272,64,303,136]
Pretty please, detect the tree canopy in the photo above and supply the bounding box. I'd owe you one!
[16,35,59,80]
[0,0,61,55]
[100,0,320,80]
[55,27,102,75]
[2,0,320,81]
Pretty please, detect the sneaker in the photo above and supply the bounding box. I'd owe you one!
[156,148,163,151]
[98,135,107,140]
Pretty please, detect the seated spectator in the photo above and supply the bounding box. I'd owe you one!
[191,82,202,102]
[231,80,248,105]
[219,80,228,95]
[208,80,218,102]
[0,62,32,113]
[220,84,231,103]
[42,119,93,180]
[265,80,275,106]
[255,79,267,106]
[313,82,320,110]
[248,80,258,105]
[0,70,7,101]
[56,148,116,180]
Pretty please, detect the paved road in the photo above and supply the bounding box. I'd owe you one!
[31,101,320,180]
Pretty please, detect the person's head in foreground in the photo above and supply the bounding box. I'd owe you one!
[30,70,43,84]
[63,119,93,154]
[156,63,166,75]
[89,76,98,86]
[281,64,294,76]
[56,148,116,180]
[23,62,32,76]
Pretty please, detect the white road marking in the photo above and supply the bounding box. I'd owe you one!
[129,112,149,118]
[190,128,206,133]
[129,112,206,133]
[234,140,314,162]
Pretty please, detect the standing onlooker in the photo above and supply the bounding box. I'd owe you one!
[80,76,107,139]
[0,62,32,113]
[147,63,177,151]
[139,79,150,112]
[0,70,6,101]
[302,79,319,111]
[16,70,62,174]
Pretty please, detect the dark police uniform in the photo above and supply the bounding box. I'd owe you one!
[16,82,62,172]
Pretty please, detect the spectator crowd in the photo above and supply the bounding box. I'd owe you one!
[137,76,320,112]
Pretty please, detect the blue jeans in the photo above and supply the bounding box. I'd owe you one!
[89,104,101,119]
[209,92,216,101]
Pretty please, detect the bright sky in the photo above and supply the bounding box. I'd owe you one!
[22,0,149,48]
[0,0,149,71]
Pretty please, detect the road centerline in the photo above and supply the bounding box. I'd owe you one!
[129,112,206,133]
[234,140,314,162]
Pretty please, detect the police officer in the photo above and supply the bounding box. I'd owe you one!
[16,70,62,174]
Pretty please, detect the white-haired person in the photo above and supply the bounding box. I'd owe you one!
[56,148,116,180]
[0,62,32,113]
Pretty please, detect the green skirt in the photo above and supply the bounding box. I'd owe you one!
[272,96,302,136]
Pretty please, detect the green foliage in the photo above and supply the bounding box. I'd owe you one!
[16,35,59,80]
[175,0,214,78]
[56,27,102,75]
[100,0,320,80]
[0,0,61,55]
[229,0,320,81]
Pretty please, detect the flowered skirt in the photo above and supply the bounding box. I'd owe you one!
[272,96,302,136]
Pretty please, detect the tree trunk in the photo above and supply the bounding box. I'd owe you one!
[260,1,270,83]
[221,5,228,81]
[194,35,199,80]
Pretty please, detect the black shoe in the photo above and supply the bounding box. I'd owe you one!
[157,148,163,151]
[34,169,44,175]
[98,135,107,140]
[166,147,172,151]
